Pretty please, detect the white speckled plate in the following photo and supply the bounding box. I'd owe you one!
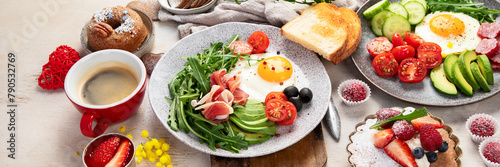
[352,0,500,106]
[149,22,331,158]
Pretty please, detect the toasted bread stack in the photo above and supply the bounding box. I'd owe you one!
[281,3,361,64]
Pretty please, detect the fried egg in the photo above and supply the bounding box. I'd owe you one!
[415,11,481,55]
[227,53,297,102]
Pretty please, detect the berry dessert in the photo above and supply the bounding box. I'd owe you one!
[479,138,500,167]
[338,79,371,106]
[84,134,134,167]
[466,113,499,143]
[348,107,461,167]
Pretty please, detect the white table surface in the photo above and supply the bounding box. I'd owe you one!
[1,0,499,166]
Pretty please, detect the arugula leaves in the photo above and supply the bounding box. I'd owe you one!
[427,0,500,23]
[280,0,333,6]
[166,35,259,153]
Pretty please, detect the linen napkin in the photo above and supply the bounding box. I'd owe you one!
[158,0,368,38]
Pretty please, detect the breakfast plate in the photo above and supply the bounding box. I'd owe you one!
[352,0,500,106]
[149,22,331,157]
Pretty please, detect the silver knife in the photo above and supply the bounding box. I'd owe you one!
[323,96,341,141]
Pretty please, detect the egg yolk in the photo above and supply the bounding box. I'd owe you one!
[429,14,465,37]
[257,56,293,82]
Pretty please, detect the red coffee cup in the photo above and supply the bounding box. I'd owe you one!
[64,49,147,138]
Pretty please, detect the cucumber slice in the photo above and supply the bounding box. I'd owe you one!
[382,15,411,42]
[386,3,409,19]
[401,0,427,10]
[363,0,390,19]
[371,10,395,36]
[404,1,426,25]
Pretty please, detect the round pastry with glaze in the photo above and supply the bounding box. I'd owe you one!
[87,6,148,52]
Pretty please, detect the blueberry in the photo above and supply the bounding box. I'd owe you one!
[288,96,303,112]
[283,86,299,99]
[426,152,438,163]
[413,147,425,159]
[437,141,448,152]
[299,88,313,103]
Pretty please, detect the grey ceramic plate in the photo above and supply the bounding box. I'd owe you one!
[352,0,500,106]
[149,22,331,157]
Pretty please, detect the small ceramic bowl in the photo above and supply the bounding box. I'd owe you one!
[83,133,136,167]
[478,137,500,167]
[158,0,217,15]
[338,79,371,106]
[80,8,155,58]
[466,113,499,143]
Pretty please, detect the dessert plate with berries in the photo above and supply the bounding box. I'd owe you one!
[347,107,462,167]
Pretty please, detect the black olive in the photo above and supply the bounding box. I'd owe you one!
[283,86,299,99]
[299,88,313,103]
[288,96,303,112]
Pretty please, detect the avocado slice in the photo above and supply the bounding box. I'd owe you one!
[477,54,494,85]
[229,115,276,135]
[229,122,271,145]
[452,62,473,96]
[443,54,459,83]
[458,51,480,91]
[431,64,458,96]
[471,62,491,92]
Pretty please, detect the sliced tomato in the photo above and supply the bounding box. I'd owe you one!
[392,32,406,47]
[405,31,425,50]
[392,45,415,63]
[265,99,287,122]
[367,37,393,57]
[398,58,427,83]
[372,52,399,77]
[229,41,253,55]
[265,92,288,105]
[417,42,442,69]
[277,101,297,126]
[248,31,270,54]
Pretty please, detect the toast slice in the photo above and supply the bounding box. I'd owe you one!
[337,7,362,64]
[281,4,361,64]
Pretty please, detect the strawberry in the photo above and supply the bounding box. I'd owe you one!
[411,116,445,131]
[384,139,418,167]
[420,124,443,152]
[376,108,401,129]
[105,140,131,167]
[392,120,415,141]
[90,136,120,167]
[373,129,394,148]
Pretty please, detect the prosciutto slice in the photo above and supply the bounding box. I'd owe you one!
[195,101,233,122]
[233,88,249,105]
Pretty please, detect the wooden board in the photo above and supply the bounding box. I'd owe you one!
[210,124,327,167]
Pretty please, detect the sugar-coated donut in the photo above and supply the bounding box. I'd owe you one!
[87,6,148,52]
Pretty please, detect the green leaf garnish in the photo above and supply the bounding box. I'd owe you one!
[370,107,428,129]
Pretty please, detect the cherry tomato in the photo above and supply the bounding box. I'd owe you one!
[372,52,399,77]
[392,32,406,47]
[367,37,393,57]
[265,92,288,105]
[229,41,253,55]
[392,45,415,63]
[265,99,288,122]
[398,58,427,83]
[248,31,270,54]
[405,31,425,50]
[277,101,297,126]
[417,42,442,69]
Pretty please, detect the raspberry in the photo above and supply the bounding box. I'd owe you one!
[420,124,443,152]
[376,108,401,129]
[470,117,496,137]
[484,142,500,163]
[392,120,415,141]
[342,83,366,102]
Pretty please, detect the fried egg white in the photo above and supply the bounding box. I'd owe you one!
[415,11,481,55]
[227,53,296,102]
